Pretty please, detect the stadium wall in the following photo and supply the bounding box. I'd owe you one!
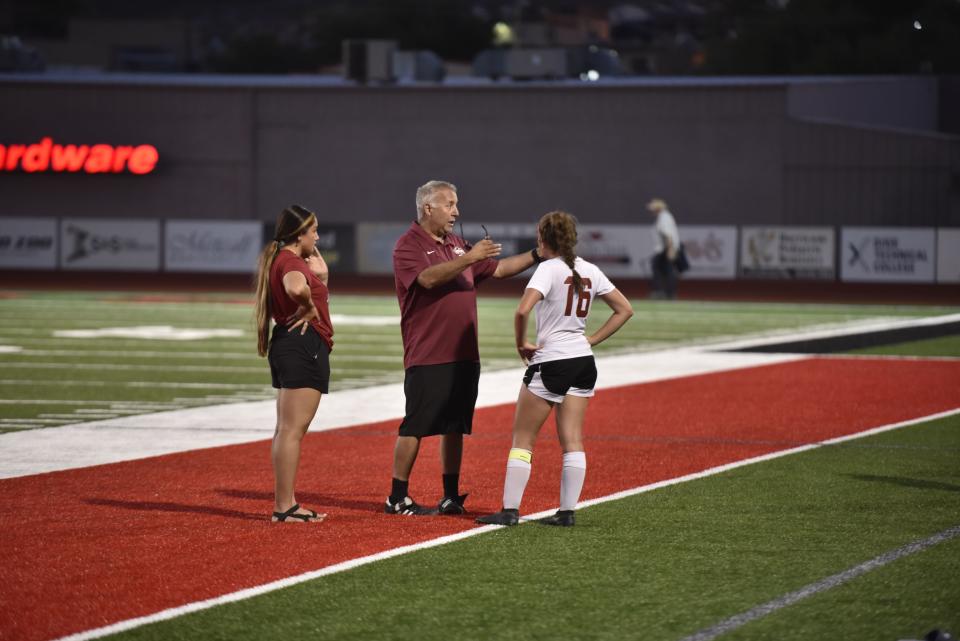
[1,75,957,229]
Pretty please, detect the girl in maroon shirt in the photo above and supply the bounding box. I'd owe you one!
[254,205,334,523]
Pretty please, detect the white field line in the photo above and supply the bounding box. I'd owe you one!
[0,400,124,405]
[74,409,145,415]
[53,327,244,340]
[0,328,404,342]
[0,380,271,389]
[678,523,960,641]
[114,405,193,411]
[2,362,267,373]
[0,350,801,480]
[0,313,398,325]
[52,407,960,641]
[816,353,960,362]
[39,413,119,420]
[9,346,403,362]
[9,348,403,358]
[0,362,395,373]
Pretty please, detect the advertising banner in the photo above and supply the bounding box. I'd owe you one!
[358,222,707,279]
[316,224,357,273]
[740,226,835,279]
[165,220,262,273]
[356,223,411,274]
[0,217,57,269]
[841,227,936,283]
[576,225,654,278]
[465,224,655,278]
[936,228,960,284]
[60,218,161,271]
[460,223,537,259]
[678,226,738,279]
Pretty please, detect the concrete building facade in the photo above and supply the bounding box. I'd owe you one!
[1,74,957,228]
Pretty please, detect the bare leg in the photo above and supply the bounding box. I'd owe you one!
[440,433,463,475]
[512,386,554,451]
[273,387,323,520]
[498,387,555,510]
[393,435,421,481]
[555,395,589,452]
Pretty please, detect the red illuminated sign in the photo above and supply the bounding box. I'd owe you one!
[0,137,159,175]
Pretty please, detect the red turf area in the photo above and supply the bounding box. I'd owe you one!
[1,357,958,641]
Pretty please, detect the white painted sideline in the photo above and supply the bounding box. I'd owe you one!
[53,407,960,641]
[0,349,802,480]
[3,312,956,480]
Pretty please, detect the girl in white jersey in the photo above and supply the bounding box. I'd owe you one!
[477,211,633,527]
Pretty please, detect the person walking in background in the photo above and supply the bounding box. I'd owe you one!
[477,211,633,528]
[254,205,334,523]
[386,180,542,516]
[647,198,681,299]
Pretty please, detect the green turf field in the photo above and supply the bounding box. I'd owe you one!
[4,292,958,640]
[850,334,960,358]
[0,290,957,432]
[110,407,960,641]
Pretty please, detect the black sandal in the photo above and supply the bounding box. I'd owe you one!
[272,503,320,522]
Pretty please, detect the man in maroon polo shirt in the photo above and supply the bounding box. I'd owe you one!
[386,180,544,516]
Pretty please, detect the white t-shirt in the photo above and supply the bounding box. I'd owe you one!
[525,256,615,365]
[652,210,680,253]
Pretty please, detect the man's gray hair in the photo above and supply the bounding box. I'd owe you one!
[416,180,457,221]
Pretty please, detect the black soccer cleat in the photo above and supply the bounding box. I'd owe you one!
[538,510,575,527]
[437,493,469,515]
[384,496,437,516]
[475,509,520,526]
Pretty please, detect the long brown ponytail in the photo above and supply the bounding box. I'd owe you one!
[254,205,317,356]
[538,210,582,294]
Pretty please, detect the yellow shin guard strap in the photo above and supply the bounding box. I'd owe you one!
[508,448,532,464]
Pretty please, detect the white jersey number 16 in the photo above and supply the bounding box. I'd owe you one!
[563,277,593,318]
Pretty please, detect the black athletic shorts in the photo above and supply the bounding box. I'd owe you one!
[268,324,330,393]
[523,355,597,403]
[398,361,481,437]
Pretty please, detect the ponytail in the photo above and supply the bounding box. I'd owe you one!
[538,210,582,295]
[254,240,283,357]
[562,248,584,296]
[253,204,318,357]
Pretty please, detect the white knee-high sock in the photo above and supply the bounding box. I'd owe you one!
[560,451,587,511]
[502,448,532,510]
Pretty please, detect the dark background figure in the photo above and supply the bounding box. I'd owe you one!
[648,198,680,300]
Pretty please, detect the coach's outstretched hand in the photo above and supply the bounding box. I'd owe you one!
[466,238,502,263]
